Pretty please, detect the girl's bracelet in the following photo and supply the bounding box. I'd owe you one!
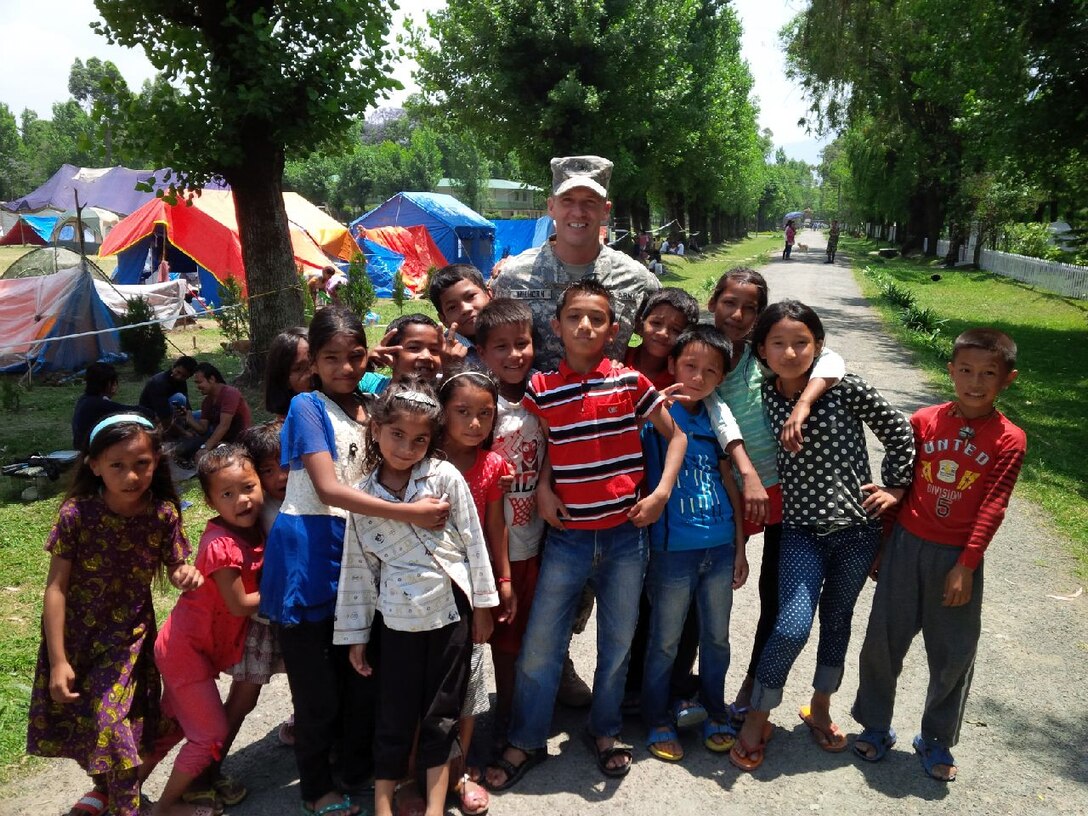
[497,577,512,584]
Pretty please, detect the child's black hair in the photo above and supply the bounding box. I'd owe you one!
[386,313,441,346]
[636,287,700,327]
[238,420,283,466]
[363,378,443,473]
[83,362,118,397]
[670,324,733,371]
[751,300,826,366]
[197,443,255,497]
[264,327,310,415]
[952,327,1018,371]
[438,367,499,449]
[555,278,615,322]
[68,418,180,514]
[194,362,226,385]
[707,267,770,317]
[428,264,487,313]
[475,298,534,347]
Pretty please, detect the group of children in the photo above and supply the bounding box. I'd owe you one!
[28,261,1025,816]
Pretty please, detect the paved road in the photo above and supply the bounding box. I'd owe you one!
[8,231,1088,815]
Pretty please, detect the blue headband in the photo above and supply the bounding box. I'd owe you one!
[88,413,155,446]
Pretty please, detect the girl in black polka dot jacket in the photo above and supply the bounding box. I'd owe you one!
[729,300,915,773]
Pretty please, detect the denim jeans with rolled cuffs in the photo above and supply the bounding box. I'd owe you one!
[507,521,648,750]
[642,545,736,728]
[750,522,880,711]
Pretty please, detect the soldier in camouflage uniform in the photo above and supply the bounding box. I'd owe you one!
[492,155,660,372]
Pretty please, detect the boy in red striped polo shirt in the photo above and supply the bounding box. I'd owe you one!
[484,279,686,789]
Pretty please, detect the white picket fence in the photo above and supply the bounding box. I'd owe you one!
[935,239,1088,299]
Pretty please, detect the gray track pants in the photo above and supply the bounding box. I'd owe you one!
[852,524,984,747]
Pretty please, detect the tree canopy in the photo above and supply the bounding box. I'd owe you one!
[92,0,401,373]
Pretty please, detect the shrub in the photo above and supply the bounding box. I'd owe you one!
[392,270,407,314]
[119,296,167,376]
[340,254,376,318]
[214,278,250,351]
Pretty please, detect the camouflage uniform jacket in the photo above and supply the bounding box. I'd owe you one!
[492,242,660,372]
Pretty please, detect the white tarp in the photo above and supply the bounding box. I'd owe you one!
[93,278,197,331]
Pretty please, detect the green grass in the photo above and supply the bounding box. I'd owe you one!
[844,236,1088,575]
[0,232,781,781]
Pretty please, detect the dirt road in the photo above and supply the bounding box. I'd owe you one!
[7,231,1087,815]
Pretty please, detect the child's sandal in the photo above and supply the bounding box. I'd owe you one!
[703,719,737,753]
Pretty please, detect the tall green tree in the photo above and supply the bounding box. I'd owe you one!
[68,57,131,165]
[93,0,399,378]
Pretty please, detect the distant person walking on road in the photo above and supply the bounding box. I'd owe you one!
[783,220,796,260]
[826,220,841,264]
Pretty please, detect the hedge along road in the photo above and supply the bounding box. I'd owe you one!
[6,230,1087,816]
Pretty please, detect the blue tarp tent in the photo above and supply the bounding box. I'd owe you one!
[359,238,406,298]
[0,214,58,246]
[351,192,495,275]
[491,216,554,267]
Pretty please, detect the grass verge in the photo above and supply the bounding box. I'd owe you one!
[845,237,1088,575]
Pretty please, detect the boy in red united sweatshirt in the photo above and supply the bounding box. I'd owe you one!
[852,328,1025,783]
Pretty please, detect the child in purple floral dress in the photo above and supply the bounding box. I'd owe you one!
[26,415,202,816]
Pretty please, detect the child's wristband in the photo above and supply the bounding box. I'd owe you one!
[497,577,512,584]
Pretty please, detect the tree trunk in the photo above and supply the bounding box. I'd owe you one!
[227,140,305,385]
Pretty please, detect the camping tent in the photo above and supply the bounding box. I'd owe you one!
[94,279,196,331]
[2,247,110,280]
[352,192,494,275]
[2,164,228,216]
[100,190,333,306]
[355,238,406,298]
[50,207,121,246]
[352,225,448,295]
[283,193,357,261]
[491,216,554,268]
[0,265,120,373]
[0,214,58,246]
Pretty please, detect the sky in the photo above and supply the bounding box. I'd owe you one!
[0,0,828,165]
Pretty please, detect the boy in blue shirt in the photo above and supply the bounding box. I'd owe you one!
[641,325,749,762]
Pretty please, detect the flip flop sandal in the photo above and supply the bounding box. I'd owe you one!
[646,726,684,762]
[66,790,108,816]
[278,716,296,746]
[452,773,489,815]
[584,729,633,778]
[181,789,225,815]
[301,795,359,816]
[728,721,774,773]
[913,734,957,782]
[484,744,547,792]
[854,727,897,762]
[799,704,849,753]
[213,774,248,806]
[703,719,738,753]
[672,698,708,730]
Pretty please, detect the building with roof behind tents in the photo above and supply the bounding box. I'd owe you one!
[100,190,333,306]
[0,215,58,246]
[352,192,495,276]
[0,265,120,373]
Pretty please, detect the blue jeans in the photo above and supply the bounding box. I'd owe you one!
[751,522,879,711]
[642,545,735,728]
[508,522,647,749]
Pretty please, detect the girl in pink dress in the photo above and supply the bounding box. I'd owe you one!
[152,445,265,816]
[27,414,201,816]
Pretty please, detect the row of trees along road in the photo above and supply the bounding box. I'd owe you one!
[784,0,1088,257]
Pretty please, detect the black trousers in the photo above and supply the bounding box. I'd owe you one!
[374,591,472,781]
[746,522,783,676]
[278,617,377,801]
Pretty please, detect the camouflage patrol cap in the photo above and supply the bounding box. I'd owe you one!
[550,155,612,199]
